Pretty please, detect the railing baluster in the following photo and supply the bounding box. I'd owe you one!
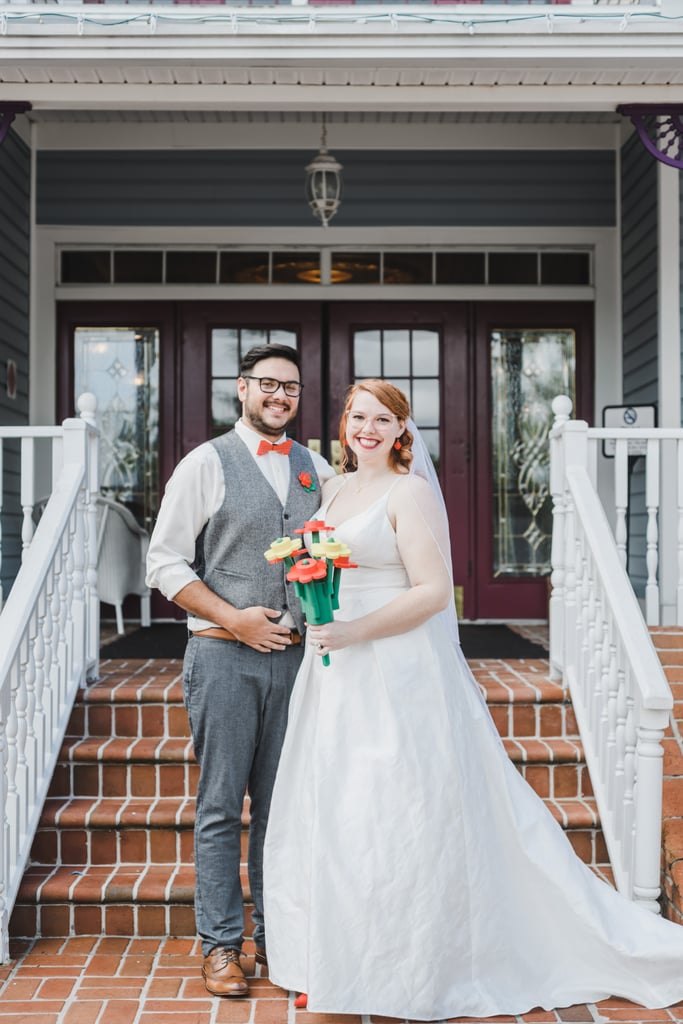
[19,437,35,559]
[678,438,683,625]
[645,438,660,625]
[614,438,629,569]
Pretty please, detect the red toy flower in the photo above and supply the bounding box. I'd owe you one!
[298,471,316,492]
[286,557,328,585]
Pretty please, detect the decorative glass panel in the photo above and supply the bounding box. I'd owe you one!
[491,328,576,577]
[74,327,160,530]
[210,327,298,436]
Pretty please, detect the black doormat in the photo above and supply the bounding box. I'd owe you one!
[101,623,189,659]
[101,623,547,660]
[457,625,547,659]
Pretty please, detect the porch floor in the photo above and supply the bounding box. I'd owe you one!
[3,627,683,1024]
[2,933,683,1024]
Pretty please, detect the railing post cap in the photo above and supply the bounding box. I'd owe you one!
[77,393,97,424]
[552,395,573,421]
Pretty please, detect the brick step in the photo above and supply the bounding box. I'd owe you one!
[49,735,589,801]
[11,795,606,940]
[72,669,575,741]
[31,796,249,866]
[11,656,614,942]
[29,793,601,870]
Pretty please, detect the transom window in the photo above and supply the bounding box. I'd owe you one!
[59,247,592,288]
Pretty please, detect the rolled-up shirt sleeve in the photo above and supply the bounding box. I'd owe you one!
[145,444,224,601]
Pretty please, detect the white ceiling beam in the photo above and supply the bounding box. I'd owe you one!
[32,118,621,150]
[2,82,683,111]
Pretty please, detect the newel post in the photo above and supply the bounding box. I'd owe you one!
[550,396,572,680]
[550,396,589,684]
[77,394,99,681]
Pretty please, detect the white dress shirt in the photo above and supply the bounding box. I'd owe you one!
[146,418,335,631]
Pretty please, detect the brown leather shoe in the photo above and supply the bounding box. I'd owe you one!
[202,947,248,997]
[255,947,267,967]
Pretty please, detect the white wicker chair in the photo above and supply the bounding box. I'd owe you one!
[96,496,152,634]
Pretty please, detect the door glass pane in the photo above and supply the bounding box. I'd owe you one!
[212,329,239,377]
[353,331,382,377]
[383,331,411,376]
[491,328,576,577]
[210,327,298,436]
[413,330,439,375]
[411,378,439,425]
[74,327,160,530]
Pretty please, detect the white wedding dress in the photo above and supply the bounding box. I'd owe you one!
[263,489,683,1021]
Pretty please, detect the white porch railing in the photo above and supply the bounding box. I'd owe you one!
[0,395,99,961]
[550,395,674,914]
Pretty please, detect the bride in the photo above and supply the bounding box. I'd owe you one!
[262,379,683,1021]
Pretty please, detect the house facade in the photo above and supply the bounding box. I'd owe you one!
[0,0,681,621]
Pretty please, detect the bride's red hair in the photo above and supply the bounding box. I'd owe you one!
[339,379,414,474]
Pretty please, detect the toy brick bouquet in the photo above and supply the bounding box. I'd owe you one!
[264,520,357,666]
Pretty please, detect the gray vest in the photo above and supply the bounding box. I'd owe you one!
[195,431,322,634]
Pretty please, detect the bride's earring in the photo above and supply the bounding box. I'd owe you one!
[394,439,402,450]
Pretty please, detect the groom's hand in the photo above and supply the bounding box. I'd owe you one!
[230,606,294,652]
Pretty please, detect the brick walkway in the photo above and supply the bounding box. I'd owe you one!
[3,629,683,1024]
[2,934,683,1024]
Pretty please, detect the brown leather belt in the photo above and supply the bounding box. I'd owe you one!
[191,626,302,645]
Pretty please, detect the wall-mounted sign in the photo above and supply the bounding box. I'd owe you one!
[602,403,657,457]
[6,359,16,400]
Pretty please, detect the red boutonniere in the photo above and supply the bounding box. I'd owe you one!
[298,471,316,492]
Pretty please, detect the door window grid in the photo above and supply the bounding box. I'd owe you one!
[211,327,298,436]
[352,327,441,468]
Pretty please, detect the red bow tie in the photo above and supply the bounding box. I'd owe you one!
[256,438,293,456]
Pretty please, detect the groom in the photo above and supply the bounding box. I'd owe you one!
[146,343,333,997]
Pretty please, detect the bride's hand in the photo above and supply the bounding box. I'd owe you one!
[307,620,355,657]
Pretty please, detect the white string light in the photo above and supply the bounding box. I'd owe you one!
[0,7,678,31]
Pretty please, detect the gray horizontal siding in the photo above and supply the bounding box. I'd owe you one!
[621,132,658,598]
[37,150,616,227]
[0,127,30,601]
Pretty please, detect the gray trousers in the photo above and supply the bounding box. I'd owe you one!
[183,634,304,956]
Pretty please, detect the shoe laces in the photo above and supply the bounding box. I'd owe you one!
[212,947,241,967]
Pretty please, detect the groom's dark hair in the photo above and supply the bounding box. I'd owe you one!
[240,343,301,377]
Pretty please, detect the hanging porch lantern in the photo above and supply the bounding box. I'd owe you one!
[305,115,343,228]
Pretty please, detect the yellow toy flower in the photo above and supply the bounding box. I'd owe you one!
[264,537,303,563]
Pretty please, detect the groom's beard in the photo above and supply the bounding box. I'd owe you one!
[242,395,298,438]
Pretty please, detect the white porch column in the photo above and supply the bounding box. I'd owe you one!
[657,160,681,625]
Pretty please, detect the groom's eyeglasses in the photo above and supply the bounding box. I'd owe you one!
[242,376,304,398]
